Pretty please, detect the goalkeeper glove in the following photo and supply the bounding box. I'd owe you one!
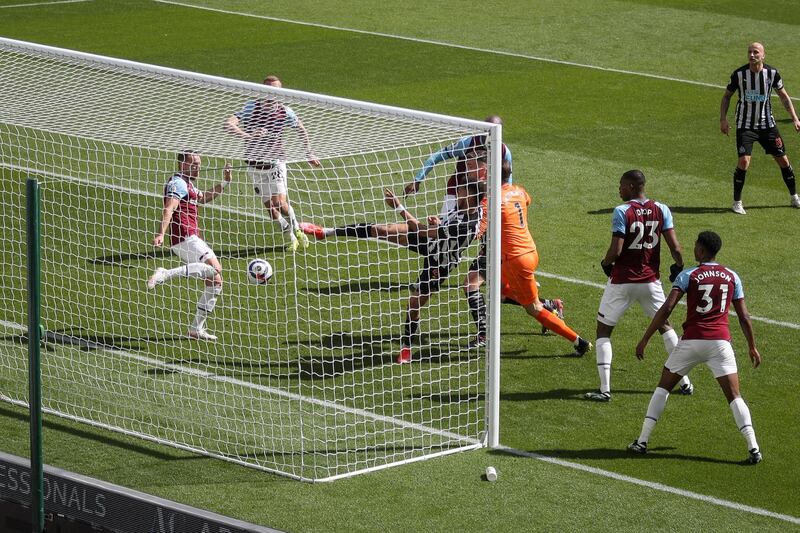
[601,261,613,277]
[669,263,683,283]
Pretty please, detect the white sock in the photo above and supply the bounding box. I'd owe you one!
[323,227,336,237]
[595,337,612,393]
[730,397,759,451]
[165,262,216,282]
[285,204,299,232]
[638,387,670,444]
[274,214,292,234]
[192,285,222,331]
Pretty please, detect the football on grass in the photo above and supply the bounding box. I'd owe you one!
[247,259,273,285]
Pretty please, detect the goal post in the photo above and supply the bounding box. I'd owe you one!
[0,36,502,481]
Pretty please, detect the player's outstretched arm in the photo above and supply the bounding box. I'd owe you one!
[153,197,179,247]
[199,162,233,204]
[733,298,761,368]
[296,120,321,167]
[635,288,683,359]
[384,188,422,232]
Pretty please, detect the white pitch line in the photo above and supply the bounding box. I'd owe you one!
[5,162,797,331]
[0,318,477,445]
[151,0,800,106]
[0,162,271,222]
[0,0,90,9]
[153,0,727,90]
[535,270,800,330]
[500,445,800,526]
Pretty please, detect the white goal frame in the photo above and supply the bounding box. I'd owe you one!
[0,36,502,481]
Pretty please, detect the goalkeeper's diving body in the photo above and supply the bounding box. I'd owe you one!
[147,151,232,342]
[301,160,487,364]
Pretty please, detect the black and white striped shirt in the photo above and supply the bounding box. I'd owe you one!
[726,64,784,130]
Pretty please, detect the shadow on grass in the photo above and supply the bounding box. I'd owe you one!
[0,405,185,461]
[303,278,411,295]
[492,446,741,465]
[88,245,284,267]
[500,388,650,401]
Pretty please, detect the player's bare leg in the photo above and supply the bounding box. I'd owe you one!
[717,372,761,463]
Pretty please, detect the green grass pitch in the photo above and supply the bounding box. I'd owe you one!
[1,0,799,530]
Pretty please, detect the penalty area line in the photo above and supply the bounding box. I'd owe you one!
[499,445,800,526]
[0,0,90,9]
[153,0,724,91]
[535,270,800,331]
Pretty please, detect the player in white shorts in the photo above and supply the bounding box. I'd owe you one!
[147,151,232,341]
[589,170,692,401]
[628,231,763,464]
[224,75,320,252]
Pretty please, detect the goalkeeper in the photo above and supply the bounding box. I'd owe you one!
[301,160,486,364]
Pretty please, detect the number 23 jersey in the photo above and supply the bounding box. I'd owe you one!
[673,263,743,341]
[610,199,673,284]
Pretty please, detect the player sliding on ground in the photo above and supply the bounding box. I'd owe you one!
[147,151,232,342]
[477,161,592,356]
[301,160,486,364]
[629,231,762,464]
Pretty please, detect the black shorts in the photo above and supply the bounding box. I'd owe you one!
[736,127,786,157]
[414,262,446,296]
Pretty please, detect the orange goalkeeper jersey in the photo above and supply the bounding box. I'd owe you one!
[500,183,536,260]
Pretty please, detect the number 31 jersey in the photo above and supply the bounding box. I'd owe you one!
[610,199,673,284]
[673,263,743,341]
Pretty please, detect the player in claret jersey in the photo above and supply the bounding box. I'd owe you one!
[628,231,763,464]
[588,169,693,401]
[147,151,232,341]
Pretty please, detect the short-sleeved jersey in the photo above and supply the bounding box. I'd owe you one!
[411,207,480,279]
[673,263,744,341]
[415,135,512,188]
[164,173,201,246]
[726,64,783,130]
[500,183,536,261]
[610,199,674,284]
[234,101,299,161]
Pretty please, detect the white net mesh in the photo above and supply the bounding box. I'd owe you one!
[0,37,496,481]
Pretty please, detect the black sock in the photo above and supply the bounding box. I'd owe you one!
[401,311,418,347]
[781,165,796,196]
[466,291,487,337]
[335,223,373,238]
[733,167,747,201]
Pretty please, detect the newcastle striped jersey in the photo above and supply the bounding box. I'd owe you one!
[726,64,784,130]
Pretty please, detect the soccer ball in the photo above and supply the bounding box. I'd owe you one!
[247,259,273,285]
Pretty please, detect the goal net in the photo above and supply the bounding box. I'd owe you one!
[0,37,501,481]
